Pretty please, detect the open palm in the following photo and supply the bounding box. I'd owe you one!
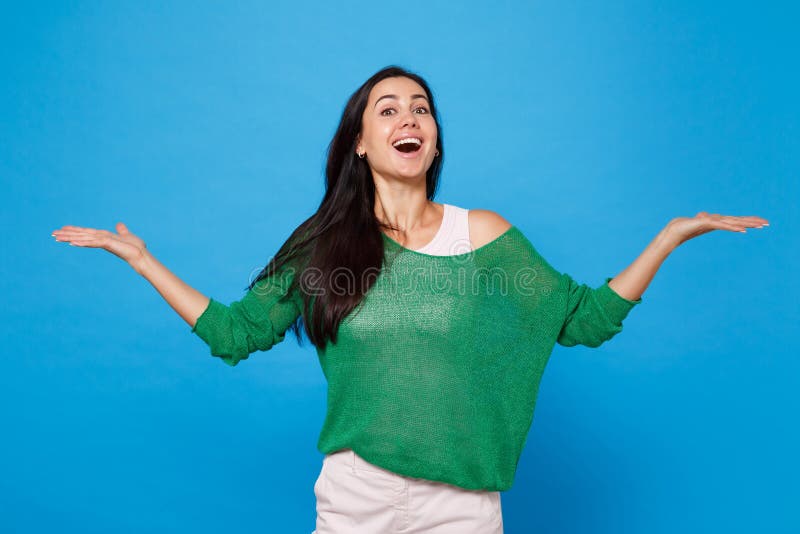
[52,222,147,267]
[668,211,769,247]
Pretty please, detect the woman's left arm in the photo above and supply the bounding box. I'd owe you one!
[607,211,770,301]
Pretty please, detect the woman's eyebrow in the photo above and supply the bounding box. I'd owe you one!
[374,94,429,109]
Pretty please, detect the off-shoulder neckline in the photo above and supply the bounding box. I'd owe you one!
[381,225,519,260]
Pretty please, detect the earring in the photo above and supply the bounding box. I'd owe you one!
[435,150,440,157]
[358,152,365,159]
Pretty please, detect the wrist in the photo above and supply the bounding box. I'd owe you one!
[654,223,681,255]
[656,221,681,254]
[132,248,156,277]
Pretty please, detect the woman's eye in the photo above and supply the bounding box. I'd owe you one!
[380,107,429,116]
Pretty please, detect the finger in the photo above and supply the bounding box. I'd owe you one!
[53,225,111,235]
[69,236,106,247]
[52,228,85,236]
[53,232,83,241]
[739,217,770,226]
[56,228,105,238]
[719,216,769,228]
[59,234,99,243]
[720,215,767,223]
[54,231,109,244]
[709,221,748,233]
[53,230,94,241]
[717,216,749,227]
[55,225,94,232]
[65,239,100,247]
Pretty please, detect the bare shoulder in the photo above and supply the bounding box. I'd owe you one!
[468,209,513,249]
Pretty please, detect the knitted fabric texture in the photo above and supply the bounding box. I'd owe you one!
[191,225,643,491]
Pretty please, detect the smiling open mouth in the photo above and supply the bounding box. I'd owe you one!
[392,138,422,153]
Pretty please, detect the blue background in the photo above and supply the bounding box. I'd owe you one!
[2,2,797,532]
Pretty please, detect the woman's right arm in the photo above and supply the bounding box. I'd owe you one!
[52,222,210,329]
[53,221,302,366]
[133,249,210,329]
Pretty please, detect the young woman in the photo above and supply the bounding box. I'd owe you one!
[52,65,769,533]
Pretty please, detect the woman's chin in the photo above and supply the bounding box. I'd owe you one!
[370,156,432,182]
[396,162,431,177]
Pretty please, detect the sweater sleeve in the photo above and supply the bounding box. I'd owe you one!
[556,274,642,348]
[190,267,302,366]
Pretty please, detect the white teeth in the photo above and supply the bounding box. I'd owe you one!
[392,137,422,147]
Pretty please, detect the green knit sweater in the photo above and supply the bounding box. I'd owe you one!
[191,225,642,491]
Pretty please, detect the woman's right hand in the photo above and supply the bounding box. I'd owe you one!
[52,222,149,272]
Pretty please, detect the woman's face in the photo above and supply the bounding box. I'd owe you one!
[356,76,438,183]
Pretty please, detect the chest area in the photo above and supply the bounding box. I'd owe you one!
[337,258,532,344]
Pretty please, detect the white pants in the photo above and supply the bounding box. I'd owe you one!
[312,448,504,533]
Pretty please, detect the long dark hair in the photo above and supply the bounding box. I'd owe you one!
[246,65,445,349]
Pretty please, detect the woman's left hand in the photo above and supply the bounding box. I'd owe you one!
[666,211,769,248]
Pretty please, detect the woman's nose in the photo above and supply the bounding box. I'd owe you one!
[398,110,418,128]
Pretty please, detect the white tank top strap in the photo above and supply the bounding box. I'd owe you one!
[413,203,473,256]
